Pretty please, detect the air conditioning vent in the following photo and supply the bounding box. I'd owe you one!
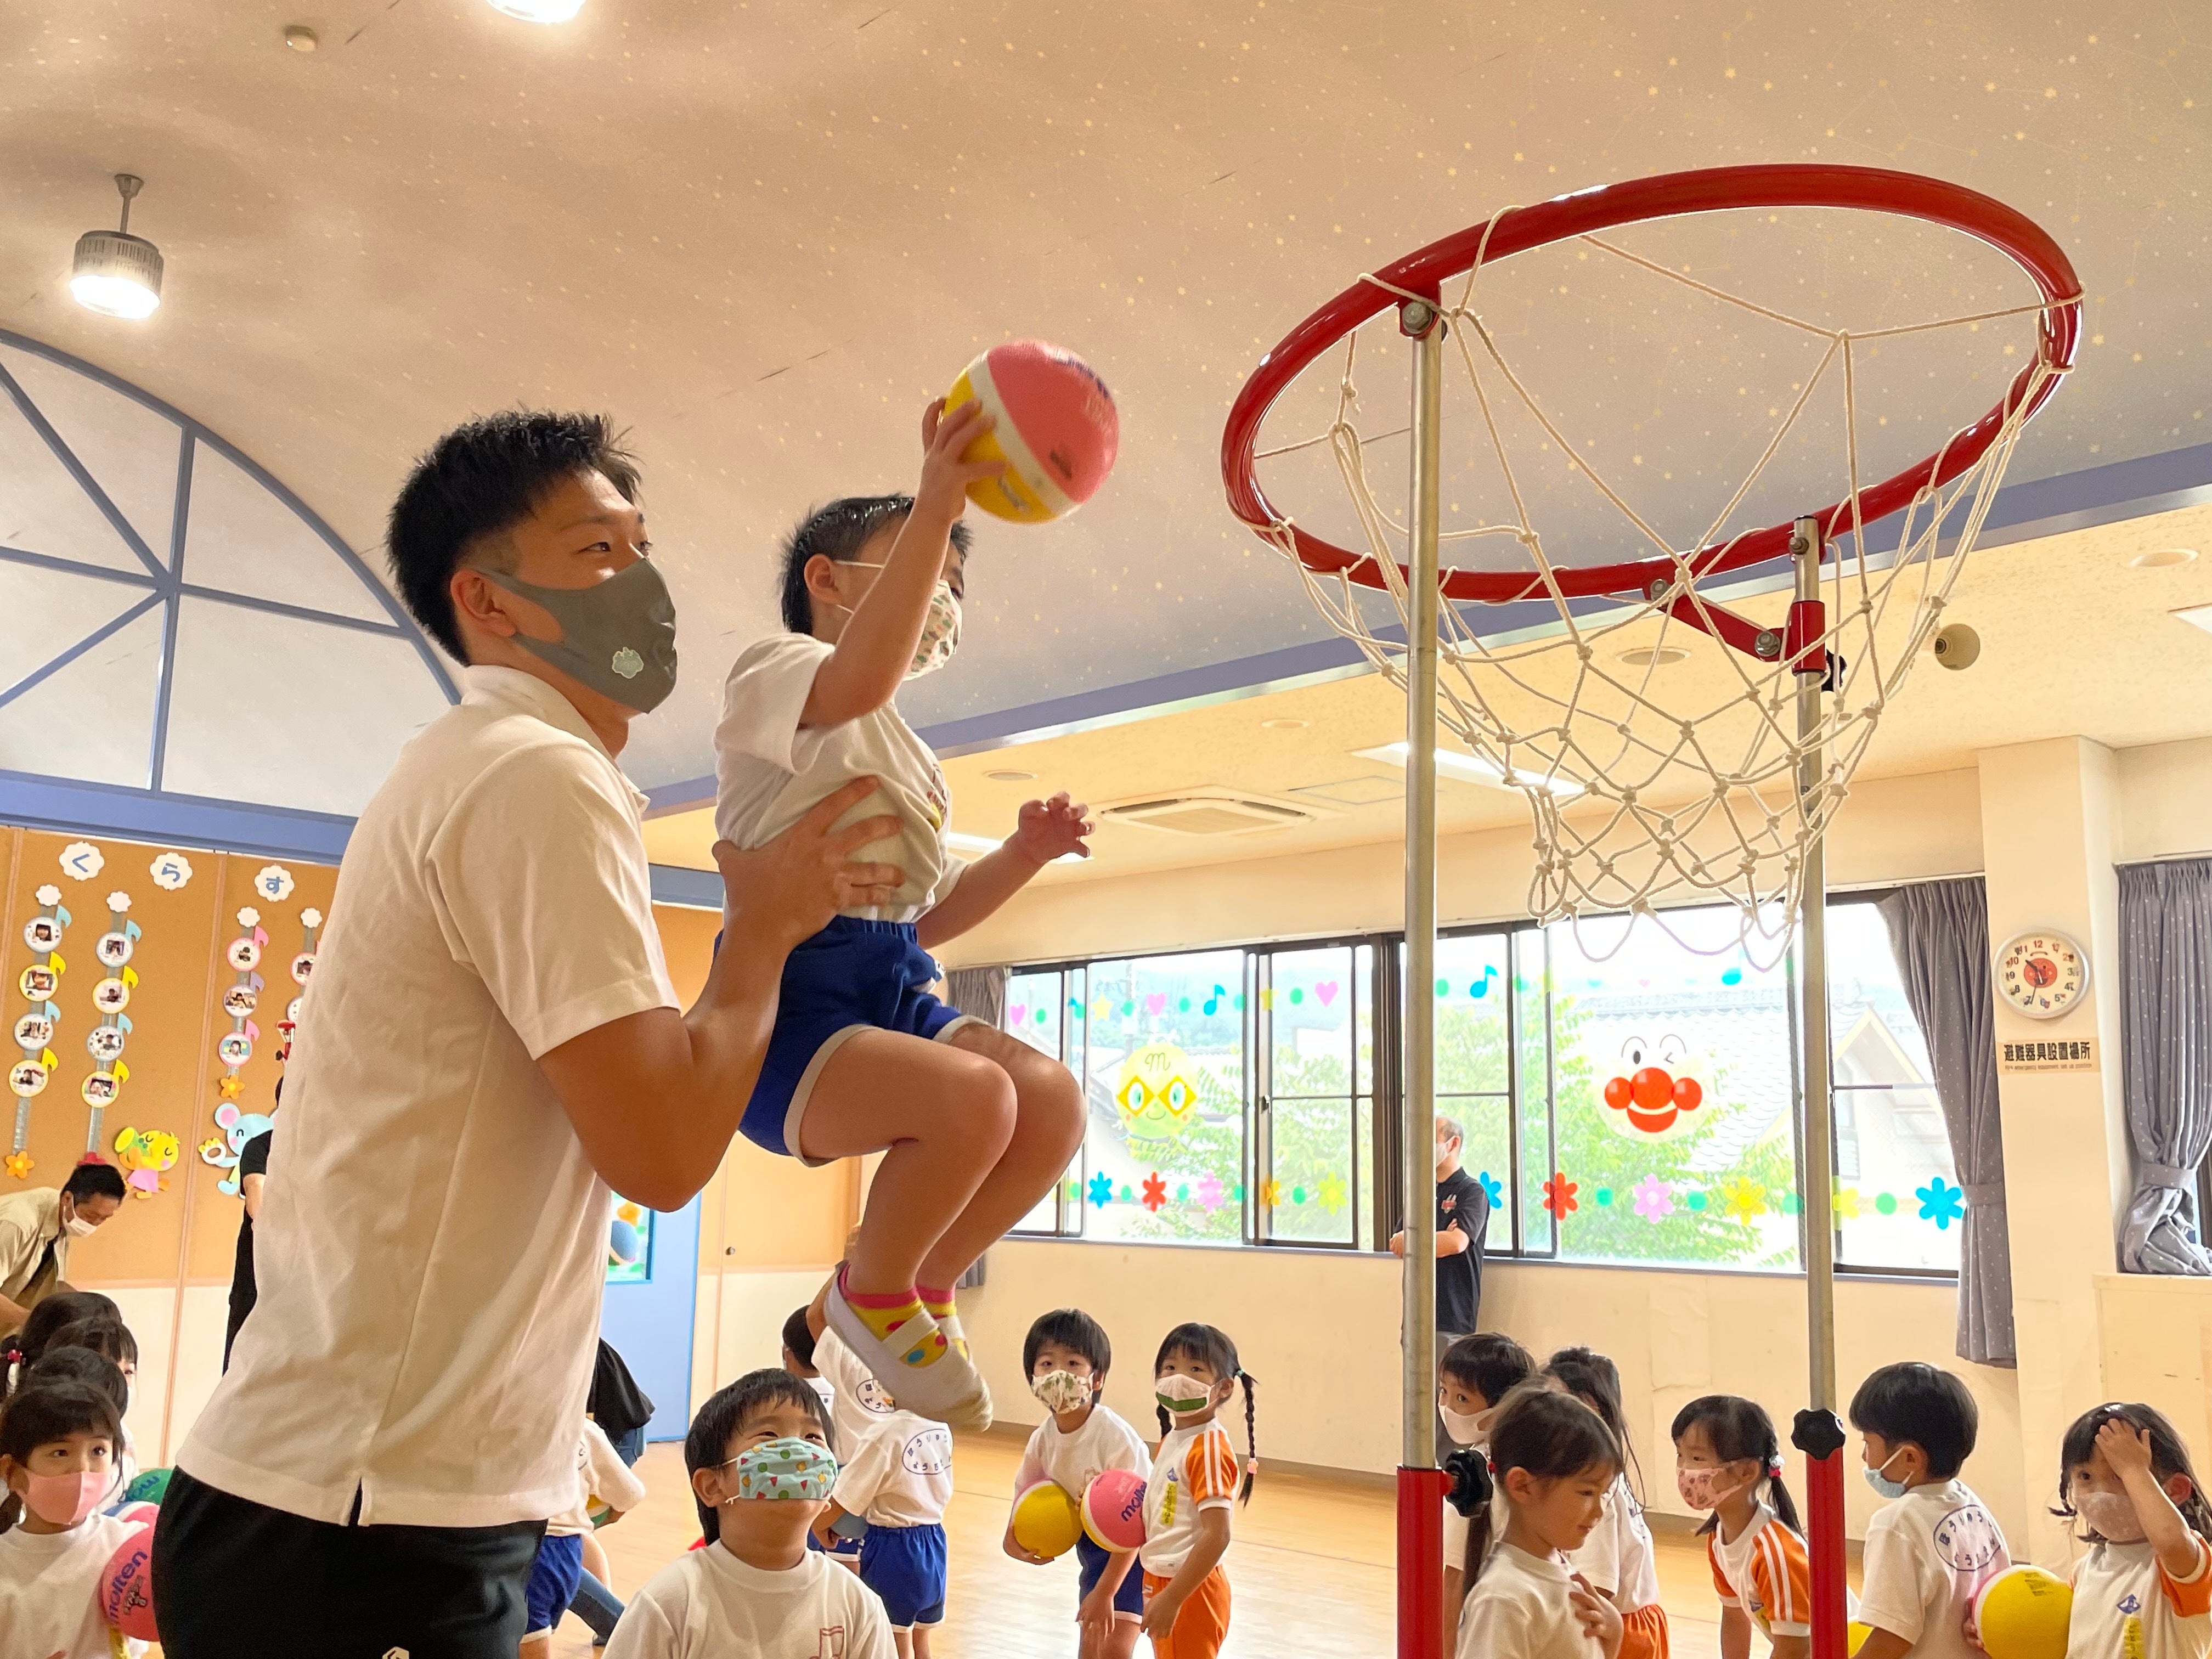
[1098,789,1321,836]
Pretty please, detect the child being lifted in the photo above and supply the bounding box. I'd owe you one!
[714,398,1089,1431]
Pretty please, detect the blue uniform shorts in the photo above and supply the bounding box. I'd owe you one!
[726,917,974,1162]
[524,1532,585,1637]
[1076,1533,1147,1617]
[859,1520,948,1628]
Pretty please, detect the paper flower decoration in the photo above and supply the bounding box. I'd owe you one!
[1917,1177,1965,1230]
[1141,1173,1166,1212]
[1318,1173,1346,1214]
[1720,1175,1767,1224]
[1259,1179,1283,1210]
[217,1074,243,1101]
[1087,1171,1114,1209]
[1631,1176,1674,1222]
[1542,1172,1578,1216]
[1477,1170,1504,1209]
[1195,1174,1225,1214]
[3,1150,32,1180]
[1832,1185,1861,1219]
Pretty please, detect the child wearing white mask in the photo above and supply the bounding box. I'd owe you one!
[1672,1394,1814,1658]
[714,400,1092,1434]
[0,1378,144,1658]
[1005,1308,1150,1658]
[2058,1402,2212,1659]
[1847,1362,2010,1659]
[1139,1323,1258,1659]
[1439,1333,1535,1623]
[603,1369,893,1659]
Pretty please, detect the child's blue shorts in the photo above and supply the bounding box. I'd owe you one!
[726,917,975,1162]
[1076,1533,1147,1617]
[524,1531,585,1637]
[858,1519,948,1628]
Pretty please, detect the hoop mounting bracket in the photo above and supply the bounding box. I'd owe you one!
[1784,599,1830,676]
[1659,589,1775,663]
[1396,286,1443,340]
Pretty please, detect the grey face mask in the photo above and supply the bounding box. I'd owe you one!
[482,558,678,714]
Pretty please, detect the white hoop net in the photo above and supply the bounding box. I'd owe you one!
[1248,211,2073,966]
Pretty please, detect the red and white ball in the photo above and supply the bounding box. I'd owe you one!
[944,340,1118,523]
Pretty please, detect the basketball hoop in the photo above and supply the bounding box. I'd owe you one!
[1221,163,2078,1659]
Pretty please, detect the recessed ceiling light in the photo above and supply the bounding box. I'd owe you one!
[1260,717,1311,730]
[1352,741,1584,798]
[488,0,585,19]
[984,769,1036,782]
[70,175,162,321]
[283,24,319,50]
[1616,646,1691,667]
[2131,548,2199,569]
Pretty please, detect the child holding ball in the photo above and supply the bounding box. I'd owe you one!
[715,399,1089,1430]
[0,1378,142,1658]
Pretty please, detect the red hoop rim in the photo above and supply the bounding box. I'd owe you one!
[1220,163,2080,602]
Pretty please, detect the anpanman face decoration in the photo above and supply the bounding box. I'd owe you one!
[1601,1034,1707,1141]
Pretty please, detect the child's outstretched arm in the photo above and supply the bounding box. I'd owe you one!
[916,793,1092,949]
[2099,1418,2203,1581]
[802,399,1002,729]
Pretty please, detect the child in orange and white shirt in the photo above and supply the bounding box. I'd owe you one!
[1137,1324,1256,1659]
[1672,1395,1814,1658]
[2059,1402,2212,1659]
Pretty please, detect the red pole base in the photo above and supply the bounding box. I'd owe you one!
[1795,1413,1850,1659]
[1398,1464,1452,1659]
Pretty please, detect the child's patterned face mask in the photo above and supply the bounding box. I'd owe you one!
[713,1437,839,1502]
[1032,1369,1094,1413]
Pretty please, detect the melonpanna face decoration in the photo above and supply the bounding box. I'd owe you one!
[1600,1034,1709,1141]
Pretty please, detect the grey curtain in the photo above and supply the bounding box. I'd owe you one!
[1878,878,2015,1366]
[2118,860,2212,1274]
[947,965,1008,1029]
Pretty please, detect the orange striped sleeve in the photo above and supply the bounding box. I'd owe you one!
[1754,1519,1813,1638]
[2159,1535,2212,1617]
[1183,1426,1240,1506]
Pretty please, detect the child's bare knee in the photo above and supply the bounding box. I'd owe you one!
[1021,1062,1085,1155]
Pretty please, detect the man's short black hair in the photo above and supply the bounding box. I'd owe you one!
[1848,1361,1978,1479]
[1023,1308,1111,1381]
[62,1161,126,1204]
[777,495,973,635]
[386,410,640,662]
[781,1306,817,1370]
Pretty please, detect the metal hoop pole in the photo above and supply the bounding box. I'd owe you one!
[1397,296,1449,1659]
[1787,515,1849,1659]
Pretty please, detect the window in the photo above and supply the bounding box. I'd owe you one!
[1006,966,1082,1236]
[1826,901,1962,1275]
[1257,942,1375,1249]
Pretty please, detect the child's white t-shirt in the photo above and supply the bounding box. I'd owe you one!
[804,1374,836,1415]
[1014,1402,1150,1502]
[0,1511,147,1659]
[2069,1533,2212,1659]
[550,1417,650,1537]
[603,1542,897,1659]
[1457,1539,1605,1659]
[713,634,957,923]
[1567,1473,1662,1613]
[1855,1479,2010,1659]
[815,1330,953,1528]
[1140,1421,1240,1576]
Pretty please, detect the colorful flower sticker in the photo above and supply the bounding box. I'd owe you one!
[225,938,262,972]
[1720,1175,1767,1224]
[1259,1178,1284,1209]
[1916,1177,1965,1230]
[13,1013,55,1050]
[253,865,296,901]
[3,1150,32,1180]
[1141,1173,1167,1212]
[1087,1171,1114,1209]
[1318,1173,1347,1213]
[1542,1172,1579,1216]
[149,852,193,890]
[216,1032,253,1068]
[22,916,62,953]
[8,1059,51,1097]
[1631,1176,1675,1222]
[91,978,131,1015]
[1476,1170,1505,1209]
[59,842,104,881]
[1832,1186,1862,1220]
[1195,1174,1225,1214]
[94,932,134,968]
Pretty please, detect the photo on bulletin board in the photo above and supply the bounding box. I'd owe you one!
[606,1199,652,1284]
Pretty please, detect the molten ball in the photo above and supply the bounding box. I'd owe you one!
[1081,1468,1148,1552]
[1630,1066,1674,1111]
[1011,1479,1084,1561]
[1847,1622,1872,1657]
[122,1466,171,1507]
[1974,1565,2071,1659]
[100,1521,157,1639]
[944,341,1118,523]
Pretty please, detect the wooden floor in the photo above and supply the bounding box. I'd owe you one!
[546,1433,1844,1658]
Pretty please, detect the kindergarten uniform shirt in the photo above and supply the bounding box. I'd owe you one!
[1015,1401,1150,1503]
[815,1331,954,1527]
[714,634,957,922]
[0,1511,147,1659]
[1140,1421,1240,1577]
[1856,1480,2010,1659]
[604,1543,896,1659]
[2069,1533,2212,1659]
[1570,1472,1662,1612]
[1457,1540,1605,1659]
[1708,1502,1814,1641]
[549,1418,649,1538]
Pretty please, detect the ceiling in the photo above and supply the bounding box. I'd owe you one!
[3,0,2207,804]
[642,500,2212,882]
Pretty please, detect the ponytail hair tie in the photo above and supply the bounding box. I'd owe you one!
[1767,1453,1786,1475]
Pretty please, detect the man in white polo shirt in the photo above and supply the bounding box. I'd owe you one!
[155,412,904,1658]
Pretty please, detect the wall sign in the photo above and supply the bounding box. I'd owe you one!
[1997,1037,2098,1074]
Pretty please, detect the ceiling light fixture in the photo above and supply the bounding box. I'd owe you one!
[984,769,1037,783]
[70,175,163,320]
[2131,548,2199,570]
[1260,717,1311,730]
[283,24,319,50]
[1353,740,1585,798]
[1616,645,1691,667]
[487,0,586,20]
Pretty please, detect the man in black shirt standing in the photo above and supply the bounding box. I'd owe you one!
[223,1093,276,1372]
[1390,1113,1490,1437]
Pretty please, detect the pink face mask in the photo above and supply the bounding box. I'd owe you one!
[1675,1464,1752,1512]
[24,1468,110,1527]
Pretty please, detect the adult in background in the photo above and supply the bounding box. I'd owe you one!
[1390,1114,1491,1441]
[0,1161,126,1335]
[156,412,907,1659]
[221,1079,278,1371]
